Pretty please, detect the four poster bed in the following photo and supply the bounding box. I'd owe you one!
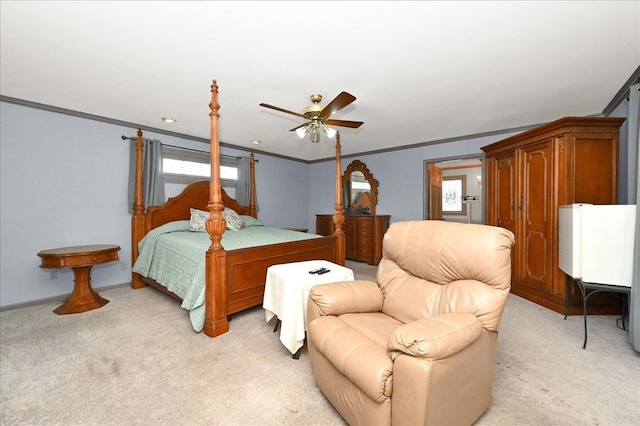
[131,80,346,337]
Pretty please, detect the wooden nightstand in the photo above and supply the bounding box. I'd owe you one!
[38,244,121,315]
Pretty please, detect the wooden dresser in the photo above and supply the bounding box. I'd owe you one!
[316,214,390,265]
[482,116,625,315]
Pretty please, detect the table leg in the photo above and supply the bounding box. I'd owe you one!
[619,293,629,331]
[292,346,302,360]
[578,282,588,349]
[564,274,571,319]
[54,266,109,315]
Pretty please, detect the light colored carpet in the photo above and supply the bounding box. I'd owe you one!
[1,260,639,425]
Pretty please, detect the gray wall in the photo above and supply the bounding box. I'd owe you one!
[0,102,309,308]
[2,85,636,308]
[619,102,631,203]
[307,132,520,233]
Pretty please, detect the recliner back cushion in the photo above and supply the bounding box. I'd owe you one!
[377,260,442,324]
[378,221,514,329]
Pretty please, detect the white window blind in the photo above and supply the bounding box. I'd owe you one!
[162,146,237,188]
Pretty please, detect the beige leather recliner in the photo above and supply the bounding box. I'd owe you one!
[307,220,515,426]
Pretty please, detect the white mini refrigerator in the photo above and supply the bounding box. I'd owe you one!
[558,204,637,287]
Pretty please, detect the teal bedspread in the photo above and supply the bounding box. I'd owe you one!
[132,220,321,332]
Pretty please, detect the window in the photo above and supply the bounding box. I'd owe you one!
[442,175,467,215]
[162,146,237,188]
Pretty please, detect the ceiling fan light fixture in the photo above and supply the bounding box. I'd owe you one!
[310,126,321,143]
[323,125,337,139]
[295,126,308,139]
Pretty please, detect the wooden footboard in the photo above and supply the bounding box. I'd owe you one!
[140,236,337,316]
[225,235,337,314]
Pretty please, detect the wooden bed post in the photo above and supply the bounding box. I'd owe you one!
[204,80,230,337]
[131,128,147,289]
[249,152,257,218]
[333,132,346,266]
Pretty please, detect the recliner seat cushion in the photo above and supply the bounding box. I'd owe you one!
[308,312,401,402]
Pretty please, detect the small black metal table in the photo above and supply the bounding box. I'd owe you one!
[565,275,630,349]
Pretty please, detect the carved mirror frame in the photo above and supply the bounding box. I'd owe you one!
[343,159,379,215]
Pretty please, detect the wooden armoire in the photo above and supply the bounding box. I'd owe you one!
[482,116,626,315]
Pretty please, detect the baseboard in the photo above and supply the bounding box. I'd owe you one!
[0,282,131,312]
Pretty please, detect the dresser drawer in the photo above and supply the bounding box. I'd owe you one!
[315,216,334,236]
[356,226,374,237]
[317,214,390,266]
[356,242,375,256]
[343,226,356,238]
[356,235,374,245]
[355,216,374,228]
[316,225,332,236]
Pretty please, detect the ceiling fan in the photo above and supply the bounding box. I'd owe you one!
[260,92,363,142]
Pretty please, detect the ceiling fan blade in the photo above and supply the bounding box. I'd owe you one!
[318,92,356,120]
[289,122,312,132]
[259,103,306,119]
[324,118,364,129]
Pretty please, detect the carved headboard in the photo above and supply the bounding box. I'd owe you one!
[144,181,255,233]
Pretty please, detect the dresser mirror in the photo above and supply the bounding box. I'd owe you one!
[343,160,378,215]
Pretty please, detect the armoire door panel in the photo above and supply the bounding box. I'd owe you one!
[492,153,519,281]
[521,141,553,292]
[495,154,516,232]
[523,231,549,288]
[523,149,549,226]
[573,136,618,204]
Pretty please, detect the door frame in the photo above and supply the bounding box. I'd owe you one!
[423,154,486,222]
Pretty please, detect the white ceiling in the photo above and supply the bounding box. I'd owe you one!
[1,1,639,162]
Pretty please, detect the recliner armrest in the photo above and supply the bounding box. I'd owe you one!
[308,280,383,316]
[387,313,483,361]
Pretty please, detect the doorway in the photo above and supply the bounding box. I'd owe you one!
[424,156,484,223]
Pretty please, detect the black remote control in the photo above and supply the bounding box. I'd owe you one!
[317,269,330,275]
[309,267,327,274]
